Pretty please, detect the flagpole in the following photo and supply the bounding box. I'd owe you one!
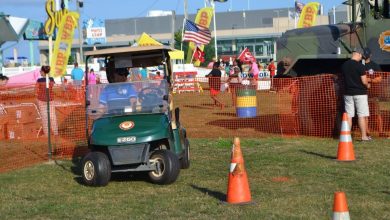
[181,0,188,51]
[190,46,197,64]
[294,0,297,28]
[181,19,185,52]
[212,0,218,60]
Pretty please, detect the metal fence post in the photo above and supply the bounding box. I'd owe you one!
[45,74,52,160]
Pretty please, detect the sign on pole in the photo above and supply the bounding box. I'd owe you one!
[83,19,106,45]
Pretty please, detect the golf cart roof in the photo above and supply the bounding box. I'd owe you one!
[84,45,174,58]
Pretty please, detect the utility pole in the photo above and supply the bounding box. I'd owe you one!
[77,0,83,64]
[171,10,175,48]
[211,0,218,60]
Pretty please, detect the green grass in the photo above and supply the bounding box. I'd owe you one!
[1,137,390,219]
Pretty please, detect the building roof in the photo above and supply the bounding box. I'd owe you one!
[84,45,173,57]
[105,8,292,37]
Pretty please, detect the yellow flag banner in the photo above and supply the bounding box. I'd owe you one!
[169,50,185,60]
[50,11,79,77]
[186,7,213,66]
[137,32,163,46]
[297,2,320,28]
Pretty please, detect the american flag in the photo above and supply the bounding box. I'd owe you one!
[183,19,211,45]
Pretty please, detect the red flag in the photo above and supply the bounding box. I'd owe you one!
[238,48,256,64]
[193,46,205,63]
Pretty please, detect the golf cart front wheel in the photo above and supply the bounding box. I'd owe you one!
[148,150,180,185]
[81,151,111,187]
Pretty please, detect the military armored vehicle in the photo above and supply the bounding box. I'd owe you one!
[277,0,390,76]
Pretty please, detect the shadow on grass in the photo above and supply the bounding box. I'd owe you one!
[53,156,82,174]
[190,184,226,201]
[183,104,213,110]
[110,172,150,183]
[71,169,150,186]
[381,191,390,195]
[214,112,236,117]
[206,114,282,135]
[299,149,336,160]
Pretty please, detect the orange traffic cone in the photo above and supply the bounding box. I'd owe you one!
[333,191,350,220]
[337,113,355,161]
[226,137,252,204]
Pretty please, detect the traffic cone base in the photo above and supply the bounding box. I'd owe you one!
[337,113,355,161]
[333,212,350,220]
[225,137,253,205]
[332,191,350,220]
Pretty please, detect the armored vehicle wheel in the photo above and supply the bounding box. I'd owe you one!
[180,139,190,169]
[148,150,180,185]
[82,152,111,186]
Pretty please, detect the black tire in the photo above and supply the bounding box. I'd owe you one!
[81,151,111,187]
[180,139,190,169]
[148,150,180,185]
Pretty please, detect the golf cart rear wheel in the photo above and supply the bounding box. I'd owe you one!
[149,150,180,185]
[180,139,190,169]
[82,151,111,187]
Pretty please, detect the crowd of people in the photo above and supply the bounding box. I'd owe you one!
[205,57,276,108]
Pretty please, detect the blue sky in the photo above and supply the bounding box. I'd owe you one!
[0,0,345,64]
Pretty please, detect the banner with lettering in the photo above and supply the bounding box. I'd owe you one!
[50,11,79,77]
[185,7,213,66]
[83,18,106,45]
[297,2,320,28]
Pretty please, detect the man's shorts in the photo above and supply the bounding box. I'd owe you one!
[210,88,220,96]
[344,95,369,117]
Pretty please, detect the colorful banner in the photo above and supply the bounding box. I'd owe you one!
[185,7,213,66]
[297,2,320,28]
[83,18,106,45]
[50,11,79,77]
[24,20,53,40]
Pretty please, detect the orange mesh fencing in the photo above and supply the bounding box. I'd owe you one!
[0,83,87,172]
[174,75,338,138]
[1,73,389,172]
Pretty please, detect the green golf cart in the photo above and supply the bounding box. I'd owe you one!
[81,45,189,186]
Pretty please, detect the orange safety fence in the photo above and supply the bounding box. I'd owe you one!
[0,83,87,172]
[1,73,390,172]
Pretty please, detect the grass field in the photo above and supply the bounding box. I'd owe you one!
[1,137,390,219]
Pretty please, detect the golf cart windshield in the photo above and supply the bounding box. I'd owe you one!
[88,80,168,118]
